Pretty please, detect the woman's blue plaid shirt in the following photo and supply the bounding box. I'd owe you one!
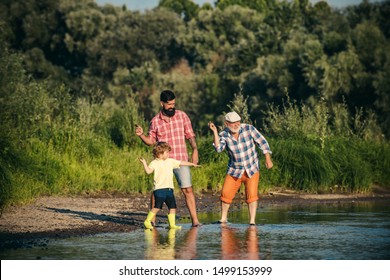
[213,124,272,178]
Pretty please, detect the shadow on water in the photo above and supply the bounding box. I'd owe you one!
[1,201,390,260]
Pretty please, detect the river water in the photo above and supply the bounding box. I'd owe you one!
[1,201,389,260]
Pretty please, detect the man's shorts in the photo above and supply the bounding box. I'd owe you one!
[153,188,177,209]
[220,172,260,204]
[173,166,192,188]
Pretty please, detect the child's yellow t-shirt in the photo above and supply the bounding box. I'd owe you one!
[148,158,181,190]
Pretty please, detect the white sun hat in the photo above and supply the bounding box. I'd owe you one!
[225,112,241,122]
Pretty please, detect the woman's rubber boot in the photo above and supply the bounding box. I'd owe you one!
[144,211,155,230]
[167,213,182,230]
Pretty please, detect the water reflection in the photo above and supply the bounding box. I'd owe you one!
[144,229,177,260]
[220,224,259,260]
[142,224,261,260]
[144,227,199,260]
[176,227,198,259]
[182,224,266,260]
[246,226,260,259]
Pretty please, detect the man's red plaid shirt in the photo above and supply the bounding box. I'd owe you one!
[148,110,195,161]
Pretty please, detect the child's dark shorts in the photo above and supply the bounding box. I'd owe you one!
[153,188,177,209]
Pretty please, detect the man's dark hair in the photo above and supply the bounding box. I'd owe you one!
[160,90,176,102]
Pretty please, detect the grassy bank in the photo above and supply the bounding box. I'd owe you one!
[2,132,389,211]
[1,54,389,211]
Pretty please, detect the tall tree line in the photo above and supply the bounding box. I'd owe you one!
[1,0,389,137]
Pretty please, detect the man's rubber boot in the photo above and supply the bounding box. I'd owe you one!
[144,211,155,229]
[167,213,182,230]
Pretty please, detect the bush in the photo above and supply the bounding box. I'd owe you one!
[271,138,333,192]
[325,138,372,192]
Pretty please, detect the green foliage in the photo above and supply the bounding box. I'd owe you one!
[3,0,390,137]
[262,137,388,193]
[0,138,21,210]
[226,89,252,124]
[365,142,390,186]
[352,20,387,71]
[271,138,334,191]
[324,138,372,192]
[373,49,390,134]
[158,0,199,22]
[0,46,152,209]
[102,98,147,148]
[216,0,270,13]
[264,92,384,144]
[264,93,329,146]
[1,0,390,209]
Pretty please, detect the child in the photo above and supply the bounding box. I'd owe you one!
[139,142,201,230]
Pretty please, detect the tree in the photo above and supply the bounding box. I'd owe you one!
[158,0,199,22]
[352,20,387,72]
[373,49,390,137]
[319,49,363,100]
[215,0,271,14]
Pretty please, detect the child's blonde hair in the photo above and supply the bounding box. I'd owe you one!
[152,142,171,159]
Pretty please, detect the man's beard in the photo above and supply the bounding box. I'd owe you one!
[229,127,240,134]
[227,125,240,134]
[162,107,176,117]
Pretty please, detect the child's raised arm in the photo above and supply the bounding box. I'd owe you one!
[180,161,201,168]
[138,157,154,174]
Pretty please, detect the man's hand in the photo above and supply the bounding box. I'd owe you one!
[188,137,199,164]
[135,124,144,136]
[208,121,218,133]
[265,153,273,169]
[208,121,221,148]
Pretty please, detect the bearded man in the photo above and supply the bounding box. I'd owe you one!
[136,90,201,227]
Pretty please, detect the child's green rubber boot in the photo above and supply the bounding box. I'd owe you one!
[167,213,181,230]
[144,211,155,229]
